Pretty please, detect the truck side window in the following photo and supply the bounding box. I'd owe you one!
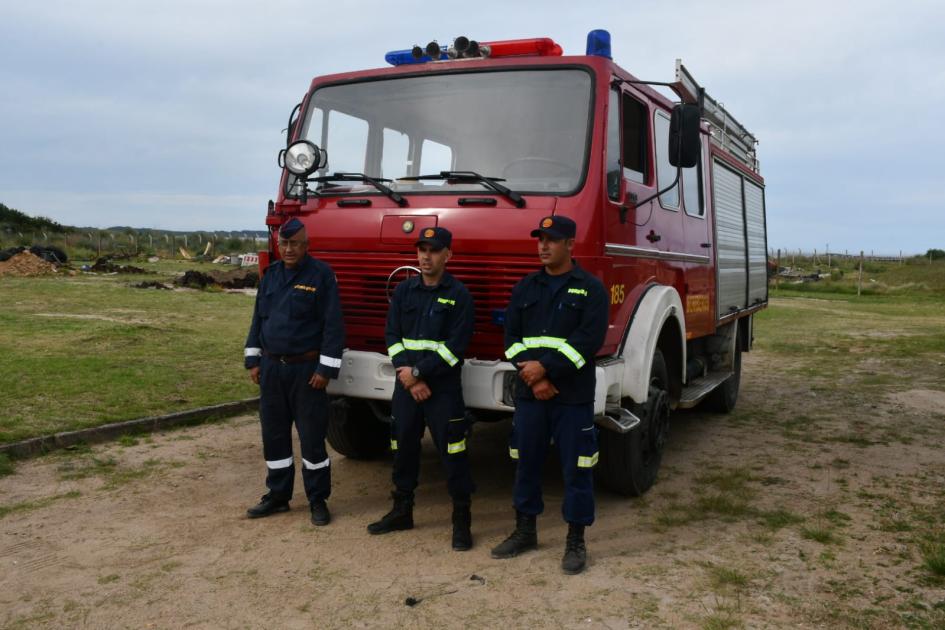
[621,94,647,184]
[654,111,679,209]
[381,128,410,180]
[606,90,621,200]
[682,138,704,217]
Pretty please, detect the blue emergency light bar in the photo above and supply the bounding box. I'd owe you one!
[385,46,449,66]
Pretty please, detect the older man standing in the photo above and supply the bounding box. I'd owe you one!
[243,218,345,526]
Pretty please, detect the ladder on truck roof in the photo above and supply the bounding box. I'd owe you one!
[670,60,759,173]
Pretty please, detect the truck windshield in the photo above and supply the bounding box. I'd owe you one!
[287,68,593,199]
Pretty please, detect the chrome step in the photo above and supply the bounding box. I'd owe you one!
[595,406,642,433]
[678,371,732,408]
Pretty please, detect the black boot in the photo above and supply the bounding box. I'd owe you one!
[490,511,537,559]
[246,493,289,519]
[367,491,414,535]
[451,500,472,551]
[561,523,587,574]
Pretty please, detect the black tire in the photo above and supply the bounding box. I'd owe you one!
[597,348,671,496]
[326,397,389,459]
[703,332,742,413]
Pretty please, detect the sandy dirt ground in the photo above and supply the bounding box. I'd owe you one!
[2,351,944,629]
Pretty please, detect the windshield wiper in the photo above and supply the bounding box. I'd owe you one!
[402,170,525,208]
[308,172,407,207]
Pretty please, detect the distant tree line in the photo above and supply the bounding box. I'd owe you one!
[0,202,67,233]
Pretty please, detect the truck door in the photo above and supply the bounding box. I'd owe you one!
[679,135,713,338]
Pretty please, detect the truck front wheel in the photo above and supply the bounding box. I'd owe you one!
[326,397,389,459]
[597,349,671,496]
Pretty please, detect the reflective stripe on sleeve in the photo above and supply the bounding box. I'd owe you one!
[266,456,293,469]
[388,342,405,358]
[436,344,459,367]
[390,439,398,451]
[447,438,466,454]
[400,338,459,367]
[319,354,342,369]
[509,447,519,460]
[245,347,262,357]
[505,342,527,359]
[302,457,330,470]
[577,452,599,468]
[521,336,586,369]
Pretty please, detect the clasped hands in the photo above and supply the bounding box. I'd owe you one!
[396,366,432,402]
[516,360,558,400]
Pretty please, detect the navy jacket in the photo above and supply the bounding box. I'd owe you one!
[385,271,474,388]
[504,262,608,404]
[244,255,345,379]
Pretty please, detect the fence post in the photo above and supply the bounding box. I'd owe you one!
[857,251,864,297]
[776,248,781,289]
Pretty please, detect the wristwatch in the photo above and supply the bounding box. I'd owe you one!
[411,366,421,378]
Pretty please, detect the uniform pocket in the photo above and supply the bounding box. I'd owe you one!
[555,298,585,333]
[290,291,317,319]
[576,419,599,470]
[446,394,468,456]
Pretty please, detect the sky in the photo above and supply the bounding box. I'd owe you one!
[1,0,943,254]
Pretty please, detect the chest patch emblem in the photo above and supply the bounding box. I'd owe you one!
[293,284,317,293]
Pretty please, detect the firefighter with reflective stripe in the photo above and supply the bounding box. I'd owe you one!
[367,226,477,550]
[243,218,345,527]
[491,215,608,574]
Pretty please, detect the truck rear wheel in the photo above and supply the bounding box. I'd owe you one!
[326,397,389,460]
[703,332,742,413]
[597,349,671,496]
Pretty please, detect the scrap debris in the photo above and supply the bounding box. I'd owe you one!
[88,257,147,274]
[174,267,258,290]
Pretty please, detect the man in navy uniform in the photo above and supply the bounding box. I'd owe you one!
[367,226,476,550]
[491,215,608,574]
[243,218,345,526]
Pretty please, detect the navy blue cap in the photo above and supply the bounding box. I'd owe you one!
[530,215,576,240]
[279,218,305,238]
[414,226,452,250]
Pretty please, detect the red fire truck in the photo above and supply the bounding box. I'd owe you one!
[261,31,767,496]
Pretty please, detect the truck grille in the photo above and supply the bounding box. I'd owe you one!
[314,252,537,358]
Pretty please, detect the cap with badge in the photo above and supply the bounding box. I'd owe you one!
[530,215,576,240]
[279,218,305,239]
[414,226,452,250]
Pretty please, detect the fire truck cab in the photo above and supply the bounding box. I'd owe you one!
[262,31,768,496]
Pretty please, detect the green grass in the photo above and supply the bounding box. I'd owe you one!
[0,453,14,476]
[0,490,82,519]
[0,270,258,443]
[921,542,945,577]
[801,526,840,545]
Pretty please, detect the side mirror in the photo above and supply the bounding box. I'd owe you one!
[669,103,700,168]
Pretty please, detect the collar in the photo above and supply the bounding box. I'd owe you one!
[537,260,585,283]
[412,270,454,291]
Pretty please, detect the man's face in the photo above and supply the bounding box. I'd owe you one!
[277,230,307,267]
[537,234,573,268]
[417,243,451,278]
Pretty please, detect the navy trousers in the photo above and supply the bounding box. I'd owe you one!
[258,356,330,505]
[390,384,475,501]
[509,398,598,526]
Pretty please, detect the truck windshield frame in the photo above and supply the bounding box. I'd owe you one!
[285,67,595,201]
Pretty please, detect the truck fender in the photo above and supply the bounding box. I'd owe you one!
[619,284,686,404]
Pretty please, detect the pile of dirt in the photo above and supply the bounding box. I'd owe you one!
[89,257,147,274]
[175,268,259,290]
[0,251,58,276]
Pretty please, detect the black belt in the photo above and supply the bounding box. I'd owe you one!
[263,349,320,364]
